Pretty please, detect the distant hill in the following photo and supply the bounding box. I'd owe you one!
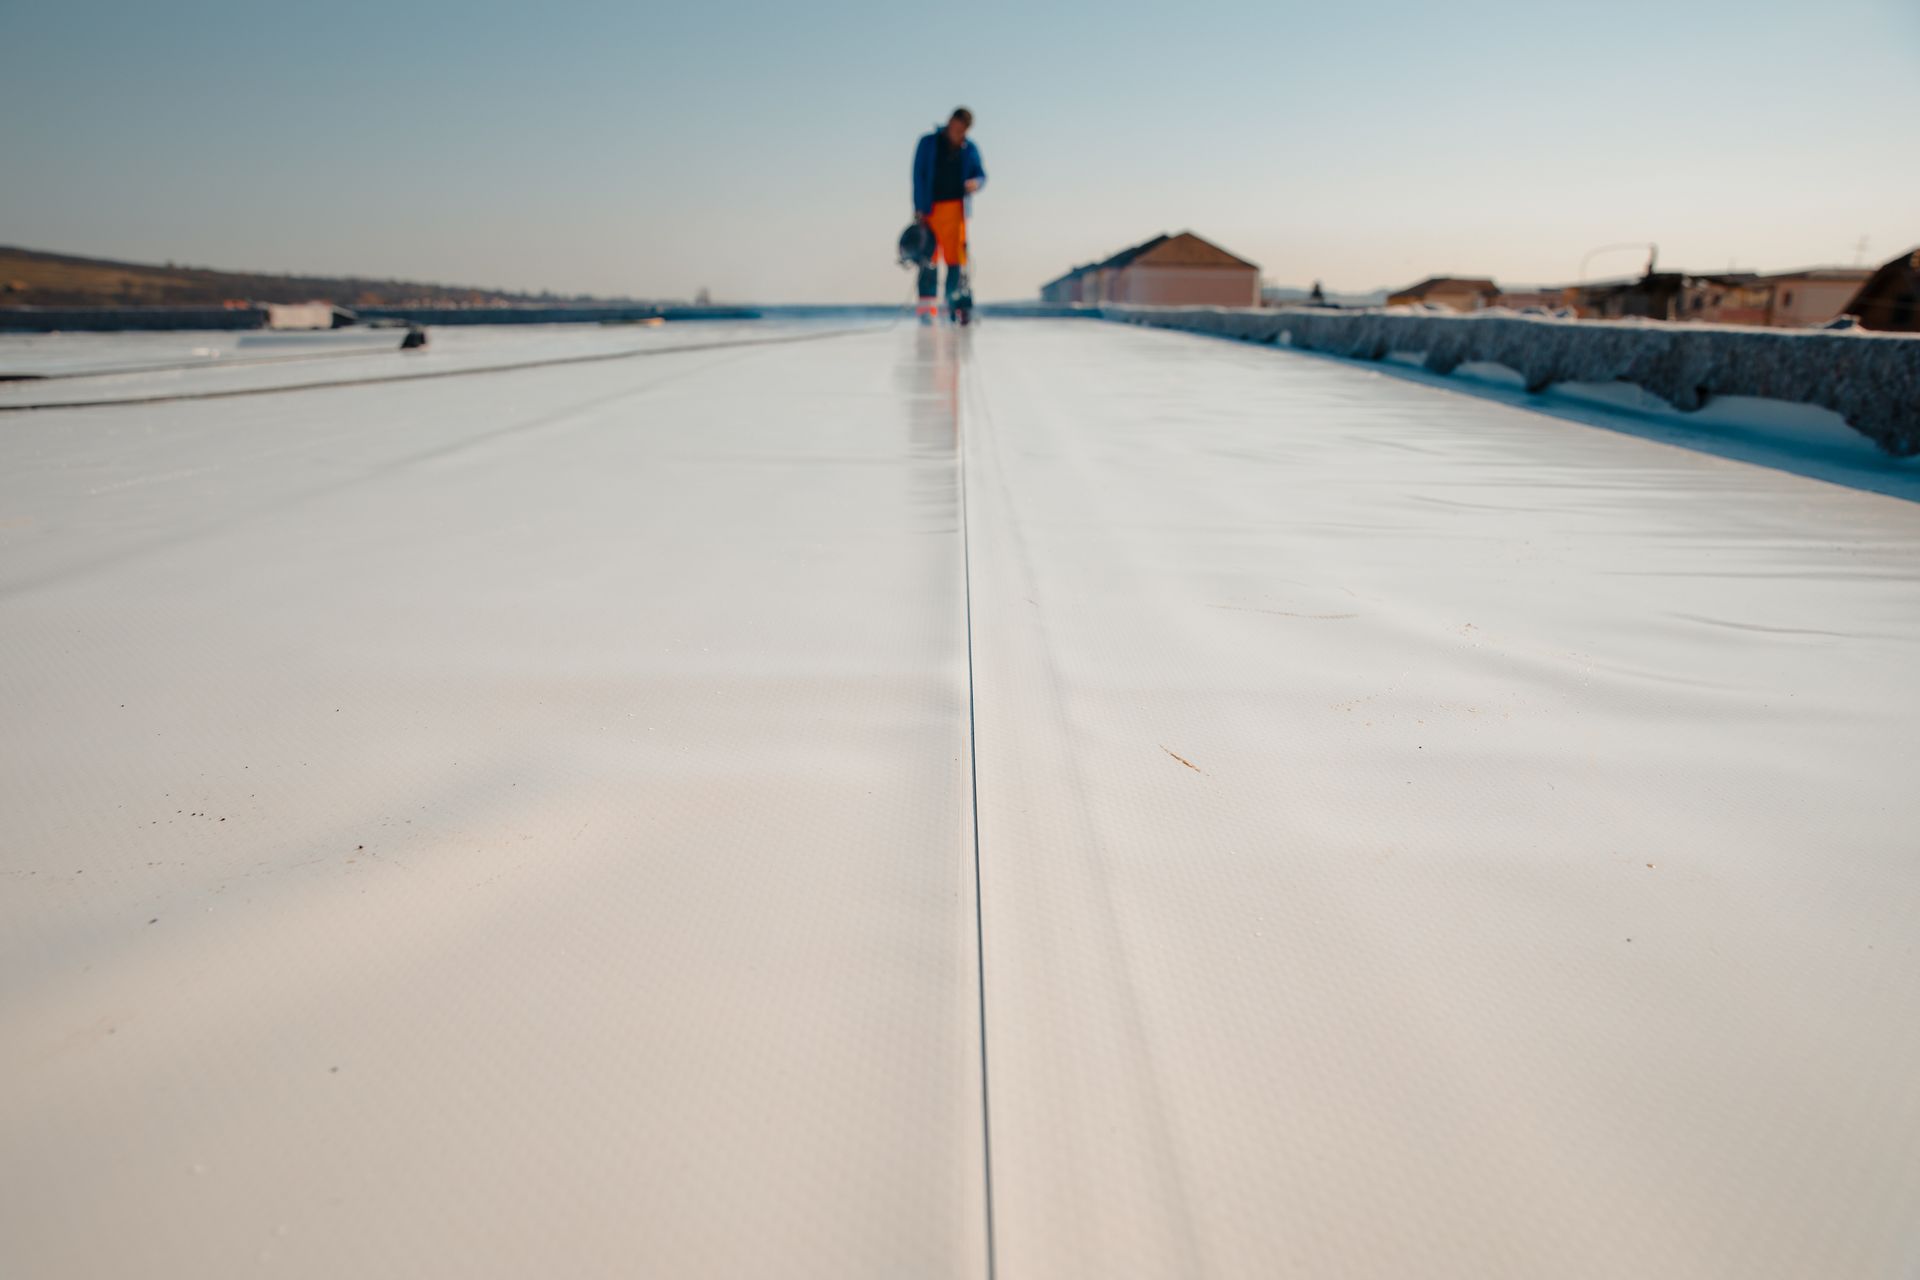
[0,245,630,309]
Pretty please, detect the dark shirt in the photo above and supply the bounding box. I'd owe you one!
[931,133,967,203]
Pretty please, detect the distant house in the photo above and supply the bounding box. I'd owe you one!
[1680,268,1872,327]
[1679,274,1767,325]
[1039,232,1260,307]
[1761,268,1873,326]
[1489,288,1571,312]
[1038,262,1102,306]
[1569,273,1686,321]
[1842,247,1920,332]
[1387,277,1498,311]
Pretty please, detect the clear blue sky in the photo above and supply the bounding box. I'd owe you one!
[3,0,1916,302]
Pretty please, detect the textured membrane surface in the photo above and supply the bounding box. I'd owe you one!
[1,326,986,1278]
[964,322,1920,1279]
[3,320,1917,1278]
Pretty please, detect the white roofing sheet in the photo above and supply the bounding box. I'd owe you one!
[0,323,776,406]
[2,320,1916,1277]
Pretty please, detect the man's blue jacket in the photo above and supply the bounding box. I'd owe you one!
[913,129,986,216]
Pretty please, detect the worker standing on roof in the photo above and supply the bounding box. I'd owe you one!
[913,108,985,325]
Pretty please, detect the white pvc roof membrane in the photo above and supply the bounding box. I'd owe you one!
[2,320,1917,1278]
[0,322,778,407]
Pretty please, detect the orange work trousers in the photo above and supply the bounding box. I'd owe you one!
[927,200,967,266]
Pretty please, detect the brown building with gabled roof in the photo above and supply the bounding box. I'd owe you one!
[1039,231,1260,307]
[1844,247,1920,332]
[1387,277,1499,312]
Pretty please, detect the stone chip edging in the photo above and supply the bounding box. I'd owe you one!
[1101,305,1920,457]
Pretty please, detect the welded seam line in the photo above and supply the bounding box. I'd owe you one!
[0,323,884,413]
[956,337,998,1279]
[2,342,416,384]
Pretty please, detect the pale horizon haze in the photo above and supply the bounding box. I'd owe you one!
[3,0,1917,303]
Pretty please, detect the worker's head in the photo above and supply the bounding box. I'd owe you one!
[945,108,972,146]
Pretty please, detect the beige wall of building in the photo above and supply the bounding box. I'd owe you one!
[1041,232,1260,308]
[1770,276,1868,326]
[1681,272,1869,327]
[1106,265,1258,307]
